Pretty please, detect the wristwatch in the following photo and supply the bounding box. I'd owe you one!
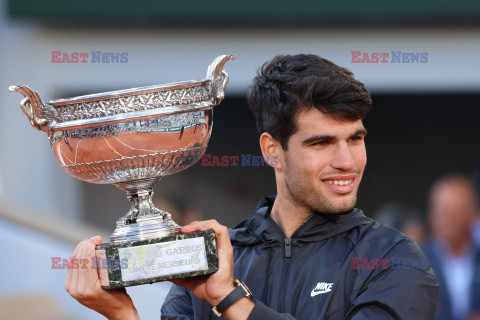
[212,280,253,317]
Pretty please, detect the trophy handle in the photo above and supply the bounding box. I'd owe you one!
[9,85,58,139]
[206,54,235,105]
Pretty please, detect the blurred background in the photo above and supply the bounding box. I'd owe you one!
[0,0,479,319]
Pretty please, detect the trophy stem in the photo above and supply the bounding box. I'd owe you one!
[110,178,181,244]
[116,178,162,224]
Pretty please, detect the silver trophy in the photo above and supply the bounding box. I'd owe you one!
[10,54,235,288]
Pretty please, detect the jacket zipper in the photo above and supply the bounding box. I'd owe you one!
[275,215,313,313]
[278,238,292,312]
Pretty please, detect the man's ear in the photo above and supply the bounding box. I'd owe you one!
[259,132,282,169]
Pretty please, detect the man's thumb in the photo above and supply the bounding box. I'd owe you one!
[90,235,103,245]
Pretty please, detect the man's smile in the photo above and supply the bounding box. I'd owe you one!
[321,175,356,194]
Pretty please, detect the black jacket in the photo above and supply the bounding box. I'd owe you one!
[161,196,438,319]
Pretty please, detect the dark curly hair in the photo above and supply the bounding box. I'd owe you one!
[247,54,372,150]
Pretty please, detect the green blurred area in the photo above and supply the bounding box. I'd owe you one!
[7,0,480,25]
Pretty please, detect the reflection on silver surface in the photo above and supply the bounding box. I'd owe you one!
[10,54,235,243]
[52,110,211,184]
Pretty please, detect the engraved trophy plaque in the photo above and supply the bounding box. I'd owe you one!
[10,54,235,288]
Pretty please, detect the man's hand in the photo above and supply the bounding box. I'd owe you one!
[65,236,140,320]
[171,220,255,320]
[171,220,236,306]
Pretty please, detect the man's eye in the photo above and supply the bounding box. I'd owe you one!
[313,141,327,146]
[350,136,364,142]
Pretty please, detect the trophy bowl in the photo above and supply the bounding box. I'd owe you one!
[10,54,235,288]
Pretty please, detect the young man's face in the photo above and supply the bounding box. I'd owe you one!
[280,108,367,214]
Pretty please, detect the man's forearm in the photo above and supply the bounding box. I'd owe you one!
[107,307,141,320]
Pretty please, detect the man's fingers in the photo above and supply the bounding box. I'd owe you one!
[196,221,234,271]
[180,220,204,233]
[180,220,234,282]
[67,240,86,294]
[87,238,102,289]
[182,219,232,257]
[75,241,89,295]
[198,221,231,250]
[90,235,103,246]
[171,276,204,291]
[69,249,81,295]
[66,236,103,295]
[66,241,82,292]
[79,239,98,295]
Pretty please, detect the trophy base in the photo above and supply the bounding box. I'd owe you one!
[95,230,218,289]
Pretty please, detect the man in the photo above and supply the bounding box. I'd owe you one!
[66,54,438,319]
[470,169,480,247]
[423,175,480,320]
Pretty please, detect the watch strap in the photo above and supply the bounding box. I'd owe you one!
[213,280,252,317]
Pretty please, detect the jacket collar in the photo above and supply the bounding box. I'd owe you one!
[230,196,372,247]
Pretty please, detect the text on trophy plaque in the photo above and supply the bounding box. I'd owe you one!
[119,237,208,282]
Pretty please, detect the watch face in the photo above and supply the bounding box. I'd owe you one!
[238,281,252,297]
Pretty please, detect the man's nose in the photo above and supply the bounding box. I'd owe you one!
[331,142,355,171]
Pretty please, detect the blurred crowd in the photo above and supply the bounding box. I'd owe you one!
[375,170,480,320]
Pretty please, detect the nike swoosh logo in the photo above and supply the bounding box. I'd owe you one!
[311,288,332,297]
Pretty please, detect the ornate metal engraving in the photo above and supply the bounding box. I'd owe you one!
[10,54,235,243]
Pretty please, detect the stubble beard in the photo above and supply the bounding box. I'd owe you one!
[284,175,358,215]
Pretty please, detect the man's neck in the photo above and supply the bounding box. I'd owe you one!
[270,196,312,238]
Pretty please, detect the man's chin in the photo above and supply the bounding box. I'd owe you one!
[316,196,357,215]
[319,206,355,215]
